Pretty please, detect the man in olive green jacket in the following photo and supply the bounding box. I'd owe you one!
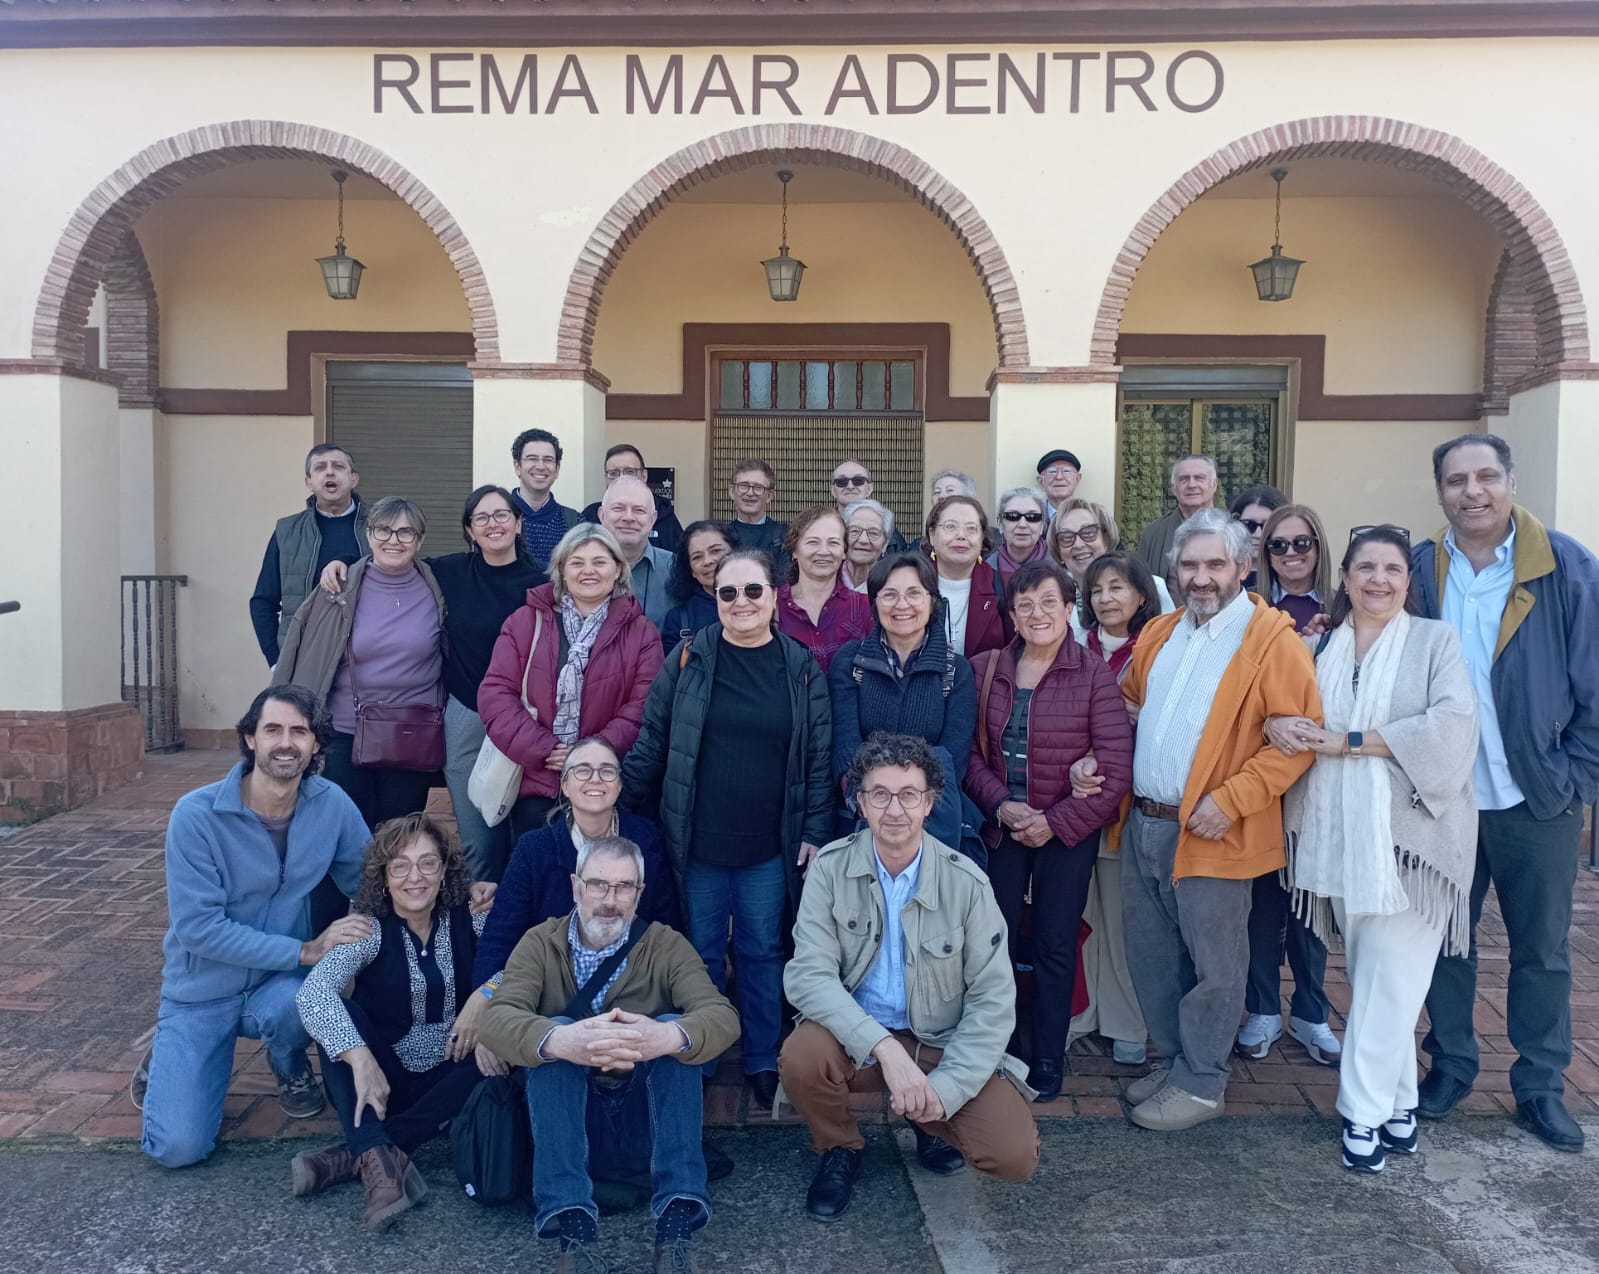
[781,733,1039,1223]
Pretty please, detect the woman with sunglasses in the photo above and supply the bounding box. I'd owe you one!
[925,494,1013,660]
[777,504,872,672]
[661,519,734,653]
[1236,502,1342,1067]
[623,548,833,1110]
[1051,500,1173,638]
[988,487,1051,590]
[1230,485,1287,591]
[479,523,664,847]
[1271,525,1477,1173]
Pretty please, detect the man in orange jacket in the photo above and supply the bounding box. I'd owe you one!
[1116,509,1321,1131]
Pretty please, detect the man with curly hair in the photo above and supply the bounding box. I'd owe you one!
[138,685,374,1168]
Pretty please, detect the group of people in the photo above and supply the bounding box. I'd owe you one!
[139,429,1596,1270]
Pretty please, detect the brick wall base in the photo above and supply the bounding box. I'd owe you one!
[182,728,234,751]
[0,702,144,821]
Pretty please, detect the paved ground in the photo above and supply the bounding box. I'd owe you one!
[1,752,1598,1146]
[3,1116,1597,1273]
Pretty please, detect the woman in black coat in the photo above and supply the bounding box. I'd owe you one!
[622,548,832,1110]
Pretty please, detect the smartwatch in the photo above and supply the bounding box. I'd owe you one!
[1346,731,1365,757]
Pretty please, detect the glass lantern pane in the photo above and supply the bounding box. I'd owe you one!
[804,361,830,409]
[748,361,773,409]
[861,361,887,411]
[889,361,915,410]
[776,361,802,409]
[720,361,746,409]
[834,362,858,410]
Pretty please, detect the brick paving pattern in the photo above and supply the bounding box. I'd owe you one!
[1,751,1595,1143]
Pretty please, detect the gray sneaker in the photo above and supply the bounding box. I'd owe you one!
[1130,1083,1225,1132]
[1125,1064,1170,1106]
[277,1068,326,1120]
[129,1048,152,1112]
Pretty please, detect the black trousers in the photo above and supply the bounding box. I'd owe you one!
[1244,871,1331,1024]
[988,830,1099,1064]
[509,794,559,842]
[318,998,484,1158]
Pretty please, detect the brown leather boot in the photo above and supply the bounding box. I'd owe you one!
[290,1144,358,1197]
[356,1144,428,1229]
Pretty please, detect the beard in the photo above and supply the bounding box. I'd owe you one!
[255,748,310,781]
[579,909,629,948]
[1184,581,1240,621]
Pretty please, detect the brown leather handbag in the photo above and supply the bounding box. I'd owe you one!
[348,632,446,773]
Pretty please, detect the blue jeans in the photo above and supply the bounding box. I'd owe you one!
[141,969,310,1168]
[525,1016,710,1238]
[1245,870,1331,1024]
[682,856,786,1073]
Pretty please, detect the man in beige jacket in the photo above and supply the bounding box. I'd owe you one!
[781,732,1039,1223]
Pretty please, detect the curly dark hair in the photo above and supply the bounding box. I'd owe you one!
[235,685,331,776]
[668,520,735,604]
[845,731,946,804]
[352,812,473,917]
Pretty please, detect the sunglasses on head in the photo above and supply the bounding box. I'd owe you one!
[1001,510,1044,523]
[1266,535,1317,557]
[716,582,769,602]
[832,474,870,488]
[1349,523,1413,546]
[1237,517,1267,534]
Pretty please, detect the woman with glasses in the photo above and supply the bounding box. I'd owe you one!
[661,520,734,653]
[1051,500,1172,637]
[840,499,894,592]
[1230,485,1288,590]
[829,552,977,851]
[1237,501,1341,1067]
[777,504,872,672]
[479,523,664,845]
[623,548,833,1110]
[293,813,502,1228]
[925,494,1013,659]
[1271,525,1477,1173]
[472,738,678,987]
[988,487,1051,590]
[964,559,1134,1103]
[275,495,446,856]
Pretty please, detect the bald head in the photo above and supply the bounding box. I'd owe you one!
[599,476,657,560]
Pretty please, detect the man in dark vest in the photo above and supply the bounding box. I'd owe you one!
[249,444,367,668]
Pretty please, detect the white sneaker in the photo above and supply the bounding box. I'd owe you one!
[1235,1013,1282,1060]
[1342,1119,1385,1174]
[1290,1016,1342,1065]
[1379,1109,1418,1155]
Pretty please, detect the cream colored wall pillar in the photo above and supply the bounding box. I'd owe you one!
[989,378,1120,510]
[472,375,608,516]
[119,406,159,575]
[1502,377,1599,549]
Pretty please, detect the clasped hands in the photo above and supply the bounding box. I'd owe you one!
[544,1009,685,1073]
[1264,715,1342,757]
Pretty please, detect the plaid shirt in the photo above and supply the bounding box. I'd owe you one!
[776,578,872,673]
[567,910,630,1014]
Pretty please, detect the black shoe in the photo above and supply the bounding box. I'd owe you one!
[911,1124,966,1175]
[1027,1059,1064,1104]
[805,1147,862,1222]
[1416,1070,1471,1121]
[746,1071,780,1110]
[276,1068,326,1120]
[1516,1095,1585,1152]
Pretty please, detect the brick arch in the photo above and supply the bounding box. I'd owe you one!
[32,120,499,367]
[1482,250,1538,415]
[1092,116,1588,373]
[103,231,160,408]
[559,124,1028,370]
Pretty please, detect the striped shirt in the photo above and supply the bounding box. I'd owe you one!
[1133,588,1254,805]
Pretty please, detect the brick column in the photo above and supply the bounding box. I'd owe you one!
[988,371,1122,510]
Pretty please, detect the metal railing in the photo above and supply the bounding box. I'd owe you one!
[121,575,188,753]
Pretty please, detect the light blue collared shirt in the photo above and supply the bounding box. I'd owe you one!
[1442,525,1524,810]
[852,842,923,1032]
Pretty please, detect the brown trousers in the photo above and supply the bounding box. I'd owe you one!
[778,1021,1040,1182]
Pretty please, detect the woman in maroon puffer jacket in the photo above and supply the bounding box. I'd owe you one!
[480,524,664,843]
[965,559,1134,1104]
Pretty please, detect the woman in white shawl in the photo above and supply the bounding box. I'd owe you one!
[1266,525,1478,1176]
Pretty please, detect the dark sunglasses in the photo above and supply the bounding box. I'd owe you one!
[1266,535,1318,557]
[832,474,870,488]
[1349,523,1412,546]
[1237,517,1267,534]
[1001,510,1044,523]
[716,583,769,602]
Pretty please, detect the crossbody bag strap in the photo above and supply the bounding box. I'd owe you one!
[976,652,1000,767]
[522,609,543,716]
[562,917,649,1020]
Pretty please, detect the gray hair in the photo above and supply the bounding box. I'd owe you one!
[930,468,977,498]
[1171,507,1252,568]
[998,486,1048,517]
[1169,453,1218,485]
[366,495,426,540]
[547,522,635,603]
[575,834,646,881]
[842,497,895,542]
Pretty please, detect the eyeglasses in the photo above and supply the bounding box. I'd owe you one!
[877,587,931,606]
[1055,525,1102,547]
[847,527,885,543]
[732,481,772,495]
[469,509,516,527]
[565,763,620,783]
[832,474,870,488]
[1040,465,1078,479]
[1002,510,1045,524]
[1266,535,1318,557]
[605,465,647,481]
[371,526,419,545]
[386,855,443,880]
[519,454,558,470]
[1237,517,1266,534]
[1013,596,1064,618]
[860,786,931,810]
[1349,524,1412,546]
[579,878,641,901]
[717,583,769,602]
[936,521,983,538]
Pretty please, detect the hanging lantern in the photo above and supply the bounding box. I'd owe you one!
[761,170,806,302]
[316,169,365,300]
[1248,168,1304,302]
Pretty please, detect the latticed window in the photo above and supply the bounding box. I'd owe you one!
[711,356,924,527]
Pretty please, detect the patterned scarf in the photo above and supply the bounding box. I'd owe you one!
[553,594,609,745]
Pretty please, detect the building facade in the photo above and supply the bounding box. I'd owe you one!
[3,1,1597,814]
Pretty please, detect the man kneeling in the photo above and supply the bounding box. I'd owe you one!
[480,835,737,1273]
[781,732,1040,1221]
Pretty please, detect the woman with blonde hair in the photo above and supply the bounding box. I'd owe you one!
[1050,499,1173,635]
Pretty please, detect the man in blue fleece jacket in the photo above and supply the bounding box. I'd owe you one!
[139,685,372,1169]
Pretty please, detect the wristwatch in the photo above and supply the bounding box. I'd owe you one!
[1346,731,1365,757]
